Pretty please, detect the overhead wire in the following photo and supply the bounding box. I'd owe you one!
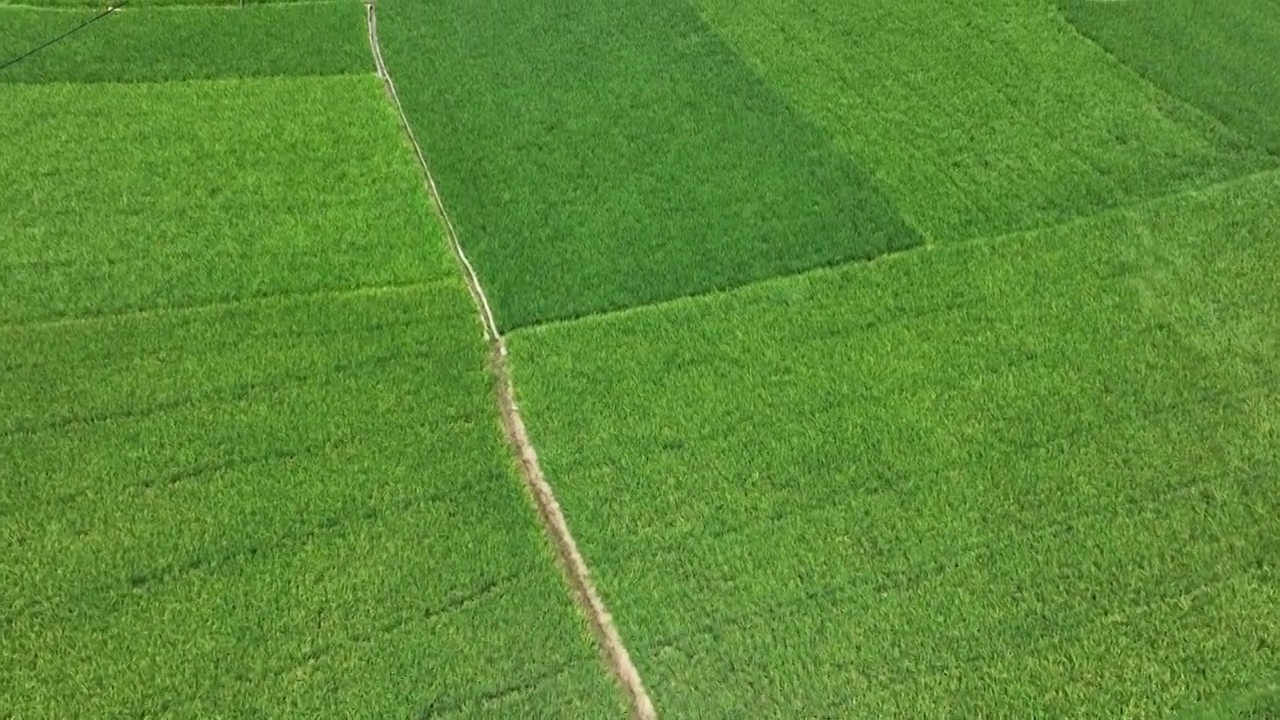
[0,1,128,73]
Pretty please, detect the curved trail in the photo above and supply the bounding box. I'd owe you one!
[364,5,657,718]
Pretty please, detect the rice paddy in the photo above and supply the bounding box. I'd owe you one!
[376,0,921,330]
[0,2,368,84]
[1060,0,1280,159]
[5,0,1278,717]
[1,8,620,718]
[506,170,1280,717]
[686,0,1273,241]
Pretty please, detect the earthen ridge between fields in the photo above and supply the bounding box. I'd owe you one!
[364,5,658,718]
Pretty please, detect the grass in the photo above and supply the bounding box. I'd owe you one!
[0,2,369,84]
[1179,678,1280,720]
[0,0,341,7]
[0,76,440,324]
[7,0,1278,715]
[0,75,622,717]
[507,171,1280,718]
[688,0,1274,241]
[377,0,921,331]
[1060,0,1280,158]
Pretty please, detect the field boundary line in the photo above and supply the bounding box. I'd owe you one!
[1,71,366,89]
[509,167,1280,337]
[0,280,440,332]
[364,5,657,719]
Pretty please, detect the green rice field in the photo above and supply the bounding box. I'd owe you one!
[1,5,619,717]
[686,0,1272,241]
[1060,0,1280,158]
[5,0,1279,717]
[376,0,921,330]
[0,3,369,84]
[508,171,1280,717]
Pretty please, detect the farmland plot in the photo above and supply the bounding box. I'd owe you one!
[1060,0,1280,157]
[377,0,920,330]
[689,0,1274,241]
[0,77,443,324]
[508,171,1280,718]
[0,74,621,717]
[0,0,341,7]
[0,2,369,84]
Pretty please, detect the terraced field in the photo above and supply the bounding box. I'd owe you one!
[6,0,1280,717]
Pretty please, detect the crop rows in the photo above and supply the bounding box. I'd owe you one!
[507,171,1280,717]
[6,0,1280,716]
[377,0,921,330]
[1060,0,1280,157]
[688,0,1273,241]
[1,12,620,716]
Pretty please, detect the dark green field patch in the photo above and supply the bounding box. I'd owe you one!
[690,0,1273,241]
[377,0,920,331]
[0,0,339,8]
[1060,0,1280,157]
[0,2,367,84]
[507,171,1280,717]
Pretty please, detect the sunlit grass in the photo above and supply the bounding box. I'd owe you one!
[509,171,1280,718]
[0,75,622,718]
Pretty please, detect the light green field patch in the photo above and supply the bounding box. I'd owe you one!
[689,0,1273,241]
[0,76,622,717]
[0,2,369,84]
[0,75,447,323]
[508,171,1280,717]
[1,288,620,718]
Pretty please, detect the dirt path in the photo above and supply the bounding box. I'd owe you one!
[364,5,656,718]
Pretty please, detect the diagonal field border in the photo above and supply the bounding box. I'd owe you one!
[364,4,657,718]
[508,166,1280,337]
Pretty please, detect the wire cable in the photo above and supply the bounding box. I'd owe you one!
[0,1,129,74]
